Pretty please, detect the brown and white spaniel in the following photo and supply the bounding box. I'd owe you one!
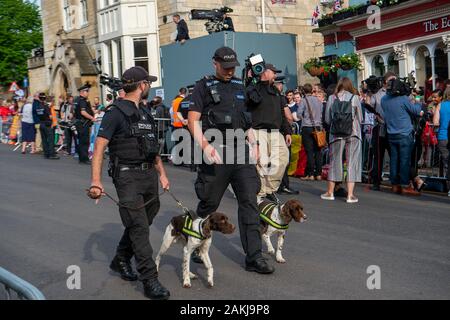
[155,212,235,288]
[259,199,307,263]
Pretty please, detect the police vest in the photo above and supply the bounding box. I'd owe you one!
[108,102,160,164]
[35,102,52,126]
[199,76,252,132]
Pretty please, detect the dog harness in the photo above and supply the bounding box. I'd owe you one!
[258,201,289,230]
[182,215,207,240]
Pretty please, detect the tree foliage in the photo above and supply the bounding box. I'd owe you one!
[0,0,42,88]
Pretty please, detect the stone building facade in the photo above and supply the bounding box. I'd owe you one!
[28,0,100,103]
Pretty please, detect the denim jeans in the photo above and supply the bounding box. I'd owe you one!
[388,133,414,186]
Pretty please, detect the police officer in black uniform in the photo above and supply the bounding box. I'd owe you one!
[188,47,275,274]
[74,84,95,164]
[88,66,171,300]
[35,93,59,160]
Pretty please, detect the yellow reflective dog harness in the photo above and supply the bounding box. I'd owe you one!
[182,215,206,240]
[258,201,289,230]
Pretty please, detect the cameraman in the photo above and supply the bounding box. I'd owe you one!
[246,63,292,203]
[381,75,424,195]
[364,72,395,191]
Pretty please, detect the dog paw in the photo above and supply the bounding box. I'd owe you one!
[276,257,286,264]
[267,249,275,255]
[208,281,214,288]
[183,282,192,289]
[189,272,198,279]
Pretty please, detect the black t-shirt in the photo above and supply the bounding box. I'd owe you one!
[97,100,140,141]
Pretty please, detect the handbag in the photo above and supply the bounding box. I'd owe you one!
[304,96,327,148]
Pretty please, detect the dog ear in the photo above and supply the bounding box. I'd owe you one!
[281,204,293,224]
[202,220,212,238]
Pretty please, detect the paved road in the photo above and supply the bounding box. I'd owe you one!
[0,144,449,300]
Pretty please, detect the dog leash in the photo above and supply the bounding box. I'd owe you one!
[87,186,195,216]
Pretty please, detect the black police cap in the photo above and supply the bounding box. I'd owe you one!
[213,47,240,68]
[121,66,157,84]
[78,83,92,92]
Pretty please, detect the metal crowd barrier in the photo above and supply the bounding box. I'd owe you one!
[154,117,172,158]
[0,267,45,300]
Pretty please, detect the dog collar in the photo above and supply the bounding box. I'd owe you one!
[259,201,289,230]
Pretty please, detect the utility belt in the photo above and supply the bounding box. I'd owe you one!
[108,160,154,178]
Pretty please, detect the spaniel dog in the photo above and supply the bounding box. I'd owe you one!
[155,212,235,288]
[259,199,307,263]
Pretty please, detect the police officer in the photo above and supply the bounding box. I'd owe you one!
[188,47,275,274]
[35,93,59,160]
[74,84,95,164]
[88,66,171,300]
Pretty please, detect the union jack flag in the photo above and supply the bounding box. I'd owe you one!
[311,5,320,26]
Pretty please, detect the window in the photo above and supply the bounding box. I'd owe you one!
[80,0,88,26]
[63,0,72,31]
[133,38,149,72]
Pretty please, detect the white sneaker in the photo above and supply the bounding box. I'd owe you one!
[321,193,335,201]
[346,196,359,204]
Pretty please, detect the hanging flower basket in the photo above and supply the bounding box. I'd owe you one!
[304,58,323,77]
[335,53,363,71]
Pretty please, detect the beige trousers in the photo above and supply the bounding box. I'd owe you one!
[254,130,289,197]
[35,124,42,152]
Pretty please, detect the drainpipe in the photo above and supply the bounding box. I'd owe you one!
[261,0,266,33]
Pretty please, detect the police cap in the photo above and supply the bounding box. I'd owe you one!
[121,66,157,84]
[213,47,240,68]
[266,63,282,74]
[78,83,92,92]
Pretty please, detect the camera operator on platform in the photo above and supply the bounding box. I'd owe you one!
[245,63,292,203]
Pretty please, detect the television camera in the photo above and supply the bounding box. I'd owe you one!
[242,53,266,86]
[190,7,234,34]
[99,74,123,99]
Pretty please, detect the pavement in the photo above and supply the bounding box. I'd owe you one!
[0,143,449,300]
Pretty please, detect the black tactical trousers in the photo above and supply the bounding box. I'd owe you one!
[75,122,90,162]
[195,163,262,263]
[39,125,55,158]
[113,168,160,282]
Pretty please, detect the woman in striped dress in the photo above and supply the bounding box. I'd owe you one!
[321,77,362,204]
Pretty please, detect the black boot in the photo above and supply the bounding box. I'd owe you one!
[245,258,275,274]
[143,278,170,300]
[191,248,203,264]
[109,257,138,281]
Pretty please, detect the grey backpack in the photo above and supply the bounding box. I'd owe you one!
[330,95,354,137]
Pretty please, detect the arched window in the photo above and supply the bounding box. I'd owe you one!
[371,55,385,77]
[414,46,431,89]
[387,52,399,76]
